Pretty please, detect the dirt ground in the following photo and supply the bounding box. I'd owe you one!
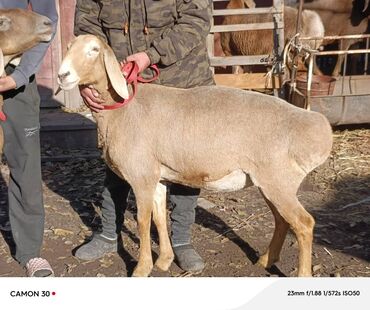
[0,126,369,277]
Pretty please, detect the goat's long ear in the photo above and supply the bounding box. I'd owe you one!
[0,48,4,77]
[243,0,256,8]
[103,45,129,100]
[9,56,21,67]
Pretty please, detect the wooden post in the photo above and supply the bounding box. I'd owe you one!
[36,0,82,110]
[289,0,304,101]
[58,0,83,110]
[273,0,284,97]
[208,1,215,74]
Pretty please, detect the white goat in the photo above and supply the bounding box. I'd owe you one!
[301,0,354,13]
[58,35,333,277]
[0,8,54,151]
[302,0,370,76]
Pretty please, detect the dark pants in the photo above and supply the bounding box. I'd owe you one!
[1,74,44,267]
[101,167,199,246]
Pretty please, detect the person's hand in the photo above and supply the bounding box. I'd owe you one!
[126,52,151,73]
[0,76,16,93]
[79,85,105,113]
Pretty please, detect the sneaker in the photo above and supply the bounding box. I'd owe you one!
[25,258,54,277]
[74,234,117,260]
[173,244,205,273]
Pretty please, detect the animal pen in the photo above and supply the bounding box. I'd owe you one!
[208,0,285,92]
[288,33,370,125]
[210,0,370,125]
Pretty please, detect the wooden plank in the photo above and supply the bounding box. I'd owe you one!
[211,21,283,33]
[213,7,282,16]
[214,73,281,89]
[210,55,272,66]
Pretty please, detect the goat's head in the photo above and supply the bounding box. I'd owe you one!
[351,0,370,26]
[58,35,129,101]
[0,8,53,69]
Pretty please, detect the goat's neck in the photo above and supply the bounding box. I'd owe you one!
[92,77,122,106]
[89,78,130,150]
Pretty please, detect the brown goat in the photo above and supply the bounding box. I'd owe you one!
[220,0,325,74]
[0,8,53,153]
[58,35,333,277]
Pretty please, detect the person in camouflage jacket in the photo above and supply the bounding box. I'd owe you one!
[74,0,214,273]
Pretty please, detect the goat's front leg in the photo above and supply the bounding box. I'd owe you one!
[153,183,174,271]
[132,190,155,277]
[332,40,352,77]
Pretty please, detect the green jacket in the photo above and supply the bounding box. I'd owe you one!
[74,0,214,88]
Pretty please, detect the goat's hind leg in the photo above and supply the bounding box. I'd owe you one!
[258,181,314,277]
[153,182,174,271]
[257,192,289,269]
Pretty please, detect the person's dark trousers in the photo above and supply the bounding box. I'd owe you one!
[1,72,44,267]
[169,184,200,246]
[101,167,199,244]
[100,167,130,239]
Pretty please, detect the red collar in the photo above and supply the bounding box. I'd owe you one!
[102,61,159,110]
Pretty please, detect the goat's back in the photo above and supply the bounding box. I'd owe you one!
[315,10,368,37]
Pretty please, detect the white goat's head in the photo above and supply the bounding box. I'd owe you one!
[0,8,53,75]
[57,35,129,100]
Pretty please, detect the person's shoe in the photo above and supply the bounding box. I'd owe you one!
[173,244,205,273]
[25,258,54,277]
[74,234,117,260]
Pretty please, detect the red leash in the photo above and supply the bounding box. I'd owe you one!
[0,111,6,122]
[102,61,159,110]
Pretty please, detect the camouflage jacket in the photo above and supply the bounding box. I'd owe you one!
[74,0,214,88]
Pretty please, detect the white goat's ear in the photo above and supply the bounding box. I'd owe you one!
[9,56,21,67]
[103,45,129,100]
[364,0,370,12]
[244,0,256,8]
[0,48,4,77]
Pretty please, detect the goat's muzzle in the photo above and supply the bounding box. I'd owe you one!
[57,70,79,90]
[36,16,53,41]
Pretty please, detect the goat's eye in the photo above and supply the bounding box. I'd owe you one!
[92,46,99,52]
[0,16,11,31]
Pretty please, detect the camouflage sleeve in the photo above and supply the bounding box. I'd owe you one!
[146,0,212,66]
[74,0,106,39]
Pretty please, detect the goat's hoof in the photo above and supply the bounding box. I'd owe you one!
[155,255,174,271]
[132,264,153,277]
[257,254,278,269]
[298,269,312,277]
